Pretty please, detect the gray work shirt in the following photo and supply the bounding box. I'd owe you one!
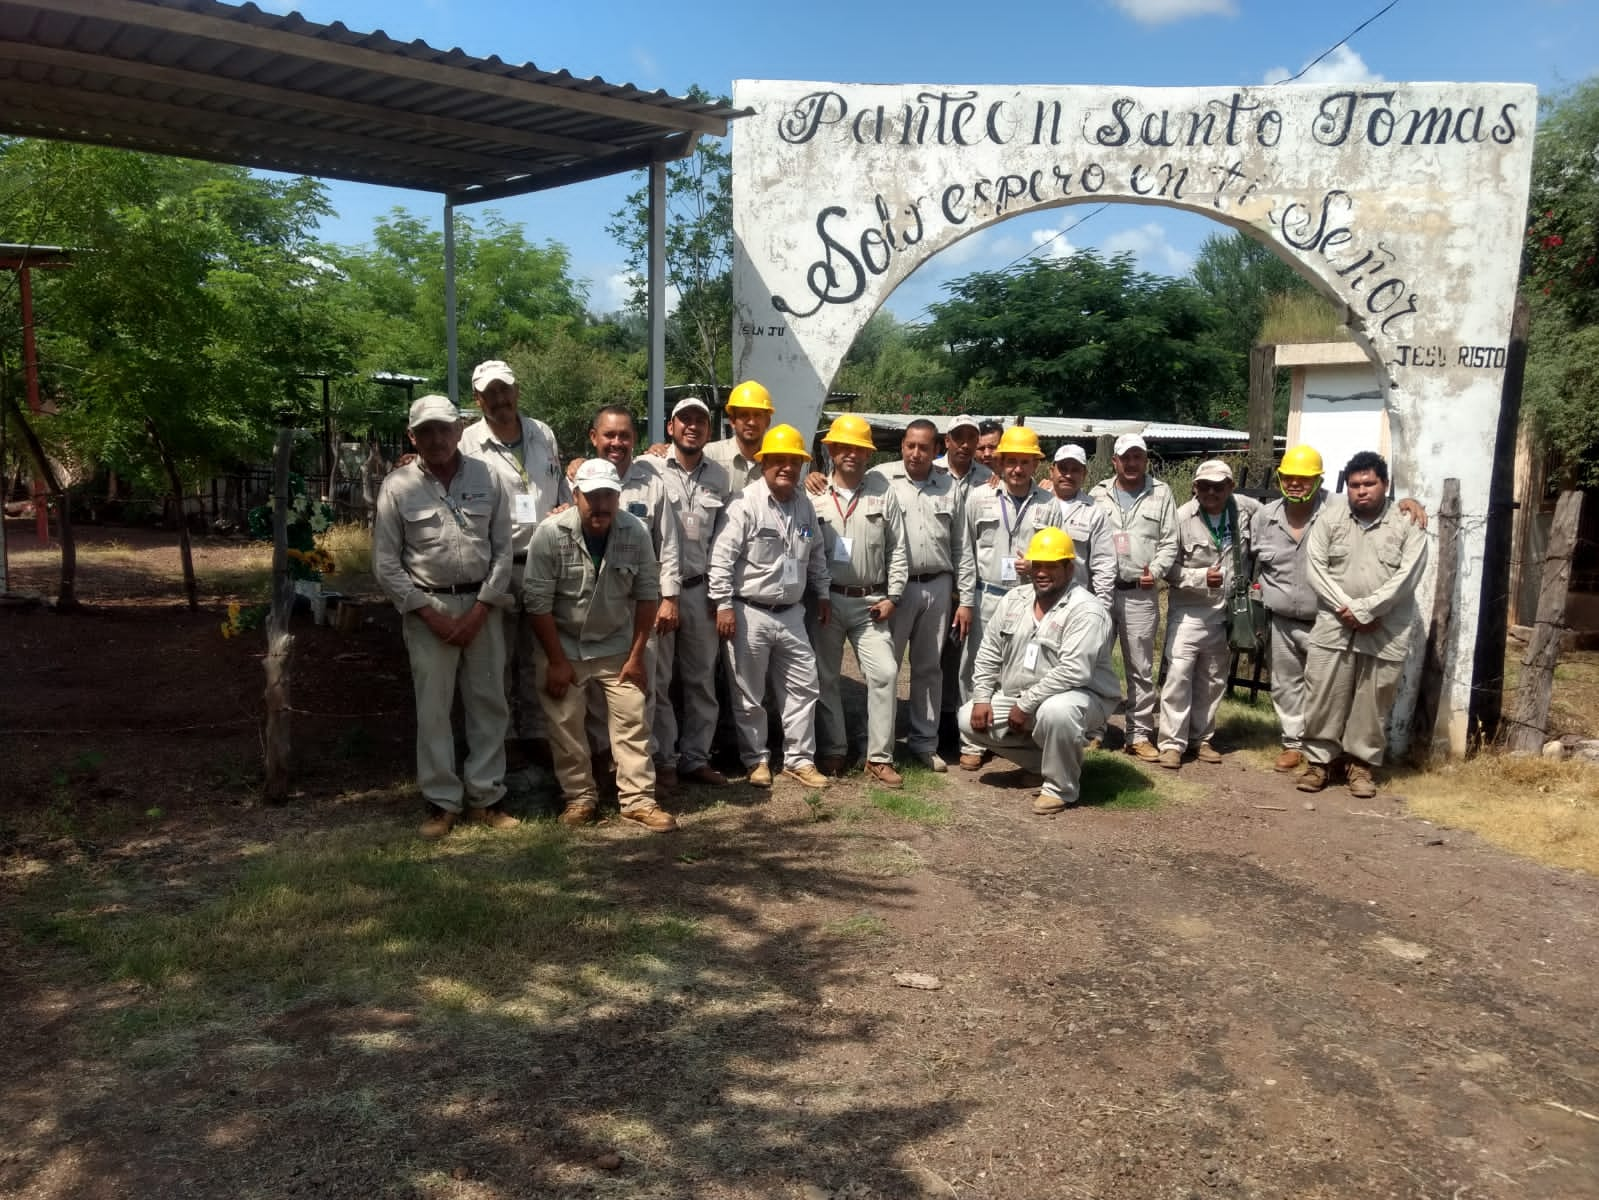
[618,458,684,599]
[459,414,569,558]
[708,478,831,608]
[1056,493,1116,607]
[1307,495,1430,661]
[814,473,910,599]
[969,582,1121,713]
[640,451,732,580]
[523,506,660,662]
[957,484,1066,608]
[1253,492,1327,622]
[1089,475,1180,584]
[704,436,763,495]
[934,457,994,504]
[870,462,963,577]
[1167,497,1255,618]
[373,455,514,614]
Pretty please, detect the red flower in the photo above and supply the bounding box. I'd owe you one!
[1543,235,1565,248]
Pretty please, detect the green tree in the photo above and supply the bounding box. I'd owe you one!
[607,87,733,393]
[920,251,1232,424]
[833,311,956,413]
[506,324,646,455]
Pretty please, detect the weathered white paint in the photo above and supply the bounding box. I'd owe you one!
[1287,356,1389,483]
[732,80,1537,755]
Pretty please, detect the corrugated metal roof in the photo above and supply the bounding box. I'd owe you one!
[823,412,1253,443]
[0,0,745,200]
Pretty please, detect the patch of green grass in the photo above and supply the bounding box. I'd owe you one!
[866,789,952,826]
[1079,752,1164,809]
[1215,691,1283,769]
[821,912,889,939]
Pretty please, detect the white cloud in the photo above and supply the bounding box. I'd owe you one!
[1114,0,1237,26]
[1029,227,1081,261]
[591,268,678,316]
[631,47,661,83]
[1099,222,1195,276]
[1263,44,1383,86]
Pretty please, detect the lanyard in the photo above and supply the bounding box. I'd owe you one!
[487,439,531,489]
[830,484,861,524]
[419,463,470,530]
[770,495,797,546]
[999,491,1034,552]
[1202,509,1231,550]
[675,457,706,506]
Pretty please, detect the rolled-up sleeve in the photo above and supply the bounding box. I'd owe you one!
[524,523,560,616]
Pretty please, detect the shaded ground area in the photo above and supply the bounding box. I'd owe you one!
[3,527,1597,1199]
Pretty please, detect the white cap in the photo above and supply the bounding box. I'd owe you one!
[1194,459,1235,483]
[1113,433,1148,456]
[408,394,460,429]
[946,414,979,434]
[572,459,623,494]
[1053,443,1088,465]
[671,396,711,420]
[471,359,516,391]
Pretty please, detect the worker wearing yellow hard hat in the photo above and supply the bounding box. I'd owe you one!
[954,422,1068,771]
[958,523,1120,815]
[705,379,775,494]
[706,419,832,791]
[812,413,910,787]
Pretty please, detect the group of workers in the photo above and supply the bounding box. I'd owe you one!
[372,364,1431,837]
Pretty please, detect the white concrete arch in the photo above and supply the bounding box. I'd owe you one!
[731,80,1536,753]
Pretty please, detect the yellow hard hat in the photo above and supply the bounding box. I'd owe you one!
[823,413,876,450]
[1025,527,1076,562]
[756,423,811,461]
[726,380,774,413]
[1279,444,1325,477]
[995,426,1043,458]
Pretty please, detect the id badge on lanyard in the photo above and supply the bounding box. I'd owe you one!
[781,555,800,586]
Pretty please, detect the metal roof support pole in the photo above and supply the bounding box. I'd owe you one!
[20,266,47,544]
[647,160,667,444]
[443,199,458,405]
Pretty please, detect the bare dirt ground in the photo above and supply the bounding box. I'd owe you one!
[3,525,1597,1200]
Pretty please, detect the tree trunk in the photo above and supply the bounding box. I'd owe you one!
[147,418,198,611]
[263,426,296,804]
[0,381,79,609]
[1505,489,1584,753]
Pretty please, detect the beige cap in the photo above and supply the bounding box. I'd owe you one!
[572,459,623,494]
[1194,459,1235,483]
[407,394,460,429]
[471,359,516,391]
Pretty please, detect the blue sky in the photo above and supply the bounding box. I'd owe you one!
[277,0,1598,322]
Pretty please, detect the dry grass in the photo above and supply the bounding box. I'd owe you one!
[1392,754,1599,875]
[1258,290,1350,345]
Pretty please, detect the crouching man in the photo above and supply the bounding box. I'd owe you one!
[524,459,676,831]
[957,528,1120,815]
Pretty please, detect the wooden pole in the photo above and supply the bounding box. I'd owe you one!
[263,426,296,803]
[1414,478,1461,758]
[1246,343,1276,491]
[1504,488,1584,753]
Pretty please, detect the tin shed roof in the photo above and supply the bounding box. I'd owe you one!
[0,0,744,201]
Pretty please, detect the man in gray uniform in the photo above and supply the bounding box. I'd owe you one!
[1049,443,1115,608]
[1088,433,1179,761]
[812,413,910,787]
[1298,451,1429,799]
[873,419,963,772]
[934,414,992,749]
[707,423,832,789]
[703,379,772,495]
[959,527,1120,815]
[956,424,1065,770]
[644,396,733,786]
[459,359,569,760]
[374,394,518,839]
[524,459,675,831]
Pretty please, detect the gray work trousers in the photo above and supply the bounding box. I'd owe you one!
[1157,607,1229,753]
[959,586,1016,756]
[1268,612,1315,750]
[891,575,953,754]
[957,690,1110,803]
[814,591,900,764]
[1111,588,1160,746]
[657,582,720,771]
[724,600,819,770]
[1302,644,1403,768]
[403,593,509,812]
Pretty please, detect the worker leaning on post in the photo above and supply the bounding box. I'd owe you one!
[707,422,832,790]
[373,394,519,840]
[955,424,1066,771]
[811,413,910,788]
[958,527,1121,816]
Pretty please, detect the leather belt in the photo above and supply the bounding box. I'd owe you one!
[513,553,527,565]
[979,582,1013,598]
[679,573,706,589]
[737,596,795,614]
[416,580,483,595]
[908,570,948,583]
[1113,579,1142,591]
[830,584,883,598]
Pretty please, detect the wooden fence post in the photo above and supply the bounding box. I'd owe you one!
[1414,478,1461,758]
[263,426,296,803]
[1504,488,1584,753]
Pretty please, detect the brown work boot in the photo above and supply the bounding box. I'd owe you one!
[418,806,458,840]
[1296,764,1328,793]
[656,765,679,792]
[464,804,520,831]
[1084,736,1103,752]
[1274,749,1305,773]
[817,755,847,777]
[958,752,986,771]
[1128,740,1160,763]
[683,765,728,786]
[1032,792,1066,815]
[782,762,830,789]
[864,761,904,788]
[747,762,773,788]
[1195,741,1223,764]
[621,805,678,832]
[558,801,597,826]
[1157,748,1182,770]
[1346,760,1378,799]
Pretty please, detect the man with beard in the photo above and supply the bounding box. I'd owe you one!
[1297,451,1429,799]
[524,459,675,831]
[1048,443,1115,608]
[959,527,1120,815]
[374,394,517,839]
[459,359,569,762]
[704,379,773,494]
[707,424,832,790]
[955,425,1065,770]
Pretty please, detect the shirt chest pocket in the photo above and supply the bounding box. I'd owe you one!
[403,505,444,544]
[461,500,493,535]
[974,512,1001,550]
[556,548,589,595]
[1376,538,1406,571]
[751,530,784,564]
